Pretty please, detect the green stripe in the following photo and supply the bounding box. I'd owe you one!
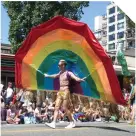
[36,49,100,98]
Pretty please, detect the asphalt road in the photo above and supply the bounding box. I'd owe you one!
[1,121,135,136]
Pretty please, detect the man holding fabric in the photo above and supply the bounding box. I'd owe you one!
[44,59,86,129]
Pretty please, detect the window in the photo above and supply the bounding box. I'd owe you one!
[108,43,115,50]
[109,16,115,23]
[118,41,124,45]
[117,13,124,20]
[109,25,115,32]
[109,7,115,14]
[128,41,135,48]
[109,34,115,41]
[117,22,124,30]
[117,32,124,39]
[117,41,124,48]
[2,49,11,54]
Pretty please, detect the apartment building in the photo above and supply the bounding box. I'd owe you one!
[107,2,135,51]
[94,15,107,50]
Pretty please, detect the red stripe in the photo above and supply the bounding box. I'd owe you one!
[15,16,126,105]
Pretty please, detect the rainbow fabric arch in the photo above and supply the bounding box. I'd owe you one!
[15,16,126,105]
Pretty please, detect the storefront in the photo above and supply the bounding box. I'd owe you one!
[1,53,15,88]
[114,65,135,91]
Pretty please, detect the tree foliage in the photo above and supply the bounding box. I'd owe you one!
[3,1,89,53]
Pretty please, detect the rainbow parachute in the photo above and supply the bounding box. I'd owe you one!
[15,16,126,105]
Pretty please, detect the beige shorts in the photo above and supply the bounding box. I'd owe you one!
[55,90,72,109]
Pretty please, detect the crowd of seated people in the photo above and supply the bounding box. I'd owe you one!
[0,80,135,125]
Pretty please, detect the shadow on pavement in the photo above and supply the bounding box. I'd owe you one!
[75,125,134,133]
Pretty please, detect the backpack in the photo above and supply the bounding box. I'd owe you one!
[24,117,31,124]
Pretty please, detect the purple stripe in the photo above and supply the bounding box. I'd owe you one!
[53,78,60,91]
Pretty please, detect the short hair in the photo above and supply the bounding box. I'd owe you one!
[59,59,67,65]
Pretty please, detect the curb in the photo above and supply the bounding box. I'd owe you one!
[1,121,7,125]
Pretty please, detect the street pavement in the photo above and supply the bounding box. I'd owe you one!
[1,121,135,136]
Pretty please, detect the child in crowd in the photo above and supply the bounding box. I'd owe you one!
[34,104,48,123]
[18,104,28,124]
[73,103,83,122]
[6,104,20,124]
[82,102,91,121]
[100,101,111,122]
[47,101,55,122]
[22,102,36,124]
[90,101,102,122]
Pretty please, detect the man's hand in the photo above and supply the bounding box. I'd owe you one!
[82,77,87,81]
[44,73,48,77]
[79,77,86,82]
[44,73,59,78]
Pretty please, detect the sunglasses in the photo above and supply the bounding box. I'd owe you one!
[58,64,63,67]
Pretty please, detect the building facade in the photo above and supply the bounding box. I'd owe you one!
[94,2,135,52]
[106,2,135,51]
[94,15,107,50]
[1,44,15,87]
[94,2,135,90]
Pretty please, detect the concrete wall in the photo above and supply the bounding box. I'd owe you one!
[94,16,102,31]
[126,56,135,67]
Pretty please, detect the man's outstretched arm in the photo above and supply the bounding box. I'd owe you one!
[68,72,85,82]
[44,73,59,78]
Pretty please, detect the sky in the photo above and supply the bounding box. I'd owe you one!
[1,1,110,44]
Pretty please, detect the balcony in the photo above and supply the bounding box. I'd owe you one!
[102,15,107,20]
[126,29,135,40]
[102,33,107,37]
[102,23,107,29]
[95,35,102,40]
[102,41,107,46]
[1,44,12,54]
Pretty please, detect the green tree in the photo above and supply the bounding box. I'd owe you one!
[3,1,89,53]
